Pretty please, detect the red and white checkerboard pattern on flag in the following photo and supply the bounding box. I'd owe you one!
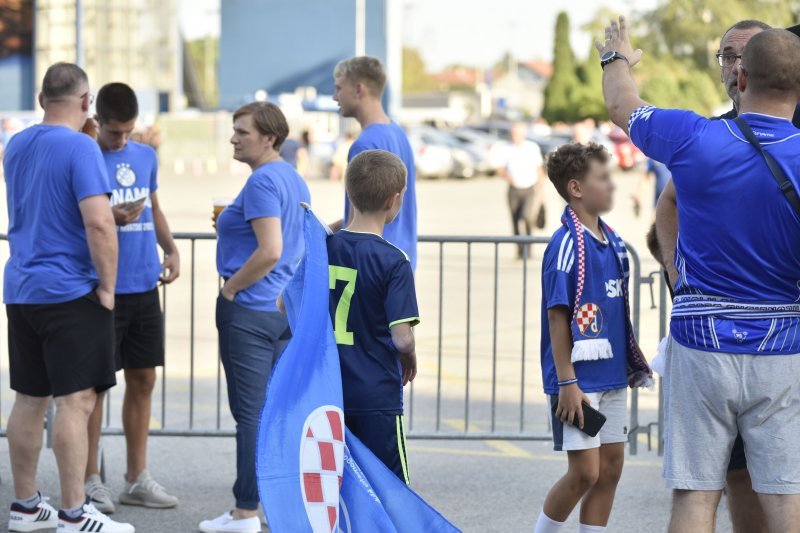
[300,406,345,533]
[575,303,599,335]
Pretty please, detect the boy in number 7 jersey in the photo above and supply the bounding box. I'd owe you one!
[327,149,419,483]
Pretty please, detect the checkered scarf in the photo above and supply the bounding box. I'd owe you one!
[562,206,653,388]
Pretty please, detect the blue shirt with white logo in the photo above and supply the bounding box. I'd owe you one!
[540,225,628,395]
[3,125,111,304]
[327,230,420,415]
[216,161,310,312]
[104,141,161,294]
[630,107,800,355]
[346,123,418,270]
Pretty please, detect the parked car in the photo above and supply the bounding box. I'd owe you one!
[449,127,508,175]
[407,126,479,179]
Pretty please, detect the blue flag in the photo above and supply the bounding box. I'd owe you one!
[257,207,460,532]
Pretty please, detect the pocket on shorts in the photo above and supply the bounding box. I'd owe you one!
[82,290,112,313]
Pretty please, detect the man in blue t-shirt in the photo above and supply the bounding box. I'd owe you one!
[598,18,800,530]
[4,63,135,533]
[327,150,419,484]
[82,83,181,514]
[331,56,418,270]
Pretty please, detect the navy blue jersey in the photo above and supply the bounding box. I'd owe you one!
[327,230,420,415]
[540,226,628,394]
[630,106,800,354]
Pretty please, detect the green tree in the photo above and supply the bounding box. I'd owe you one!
[186,37,219,108]
[542,12,583,123]
[402,47,437,94]
[574,42,608,121]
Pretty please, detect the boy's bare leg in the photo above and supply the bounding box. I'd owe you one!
[726,468,767,533]
[542,448,600,521]
[758,494,800,533]
[122,367,156,481]
[579,443,624,526]
[668,489,721,533]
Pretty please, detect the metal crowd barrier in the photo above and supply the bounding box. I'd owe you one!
[0,233,667,457]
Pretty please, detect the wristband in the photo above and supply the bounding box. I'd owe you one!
[558,378,578,387]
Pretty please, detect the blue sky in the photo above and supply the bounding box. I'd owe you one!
[179,0,659,68]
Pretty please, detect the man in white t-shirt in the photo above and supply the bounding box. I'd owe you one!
[499,122,544,258]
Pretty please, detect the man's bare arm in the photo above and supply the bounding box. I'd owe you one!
[655,179,679,286]
[595,16,649,133]
[79,194,118,309]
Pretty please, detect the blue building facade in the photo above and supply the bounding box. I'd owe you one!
[219,0,399,111]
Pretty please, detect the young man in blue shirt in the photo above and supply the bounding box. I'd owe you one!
[331,56,418,270]
[535,142,650,533]
[5,63,134,533]
[599,17,800,531]
[327,149,419,483]
[83,83,180,513]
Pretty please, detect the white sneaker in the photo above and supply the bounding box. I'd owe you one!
[85,474,116,514]
[57,502,135,532]
[8,494,58,531]
[118,469,178,509]
[199,511,261,533]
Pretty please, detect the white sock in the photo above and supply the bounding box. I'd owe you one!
[534,511,565,533]
[578,524,607,533]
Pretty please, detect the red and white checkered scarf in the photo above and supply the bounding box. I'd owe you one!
[562,206,652,388]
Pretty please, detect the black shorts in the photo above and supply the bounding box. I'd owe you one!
[8,291,116,397]
[346,414,409,484]
[728,433,747,471]
[114,289,165,370]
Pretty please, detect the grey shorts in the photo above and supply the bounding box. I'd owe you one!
[663,336,800,494]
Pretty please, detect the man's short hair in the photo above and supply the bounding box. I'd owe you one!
[96,83,139,123]
[233,102,289,150]
[721,19,772,42]
[546,142,610,202]
[41,62,88,101]
[333,56,387,97]
[346,150,407,213]
[741,29,800,97]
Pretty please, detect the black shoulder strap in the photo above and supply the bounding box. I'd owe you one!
[734,116,800,219]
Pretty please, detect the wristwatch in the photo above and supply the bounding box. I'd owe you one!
[600,51,629,70]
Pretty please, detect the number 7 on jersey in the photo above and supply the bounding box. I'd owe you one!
[329,266,358,345]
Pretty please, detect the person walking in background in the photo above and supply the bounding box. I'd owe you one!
[331,56,418,270]
[199,102,310,533]
[498,122,544,259]
[632,158,670,218]
[4,63,134,533]
[82,82,181,514]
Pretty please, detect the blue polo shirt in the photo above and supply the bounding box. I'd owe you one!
[346,123,418,270]
[327,230,420,415]
[103,141,161,294]
[3,125,111,304]
[629,106,800,354]
[216,161,310,312]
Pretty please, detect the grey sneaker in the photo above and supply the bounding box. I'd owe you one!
[85,474,115,514]
[118,469,178,509]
